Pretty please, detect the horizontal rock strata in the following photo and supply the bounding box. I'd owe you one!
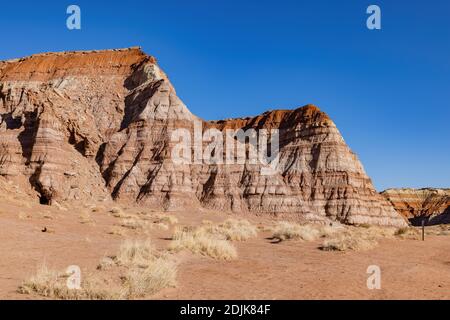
[382,189,450,225]
[0,48,407,227]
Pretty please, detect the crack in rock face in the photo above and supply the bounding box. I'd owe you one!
[0,47,407,227]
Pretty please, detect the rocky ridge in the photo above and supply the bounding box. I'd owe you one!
[0,47,407,227]
[382,188,450,225]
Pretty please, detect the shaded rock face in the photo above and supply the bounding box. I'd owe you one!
[382,189,450,225]
[0,48,407,227]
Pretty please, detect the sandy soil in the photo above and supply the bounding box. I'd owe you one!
[0,199,449,300]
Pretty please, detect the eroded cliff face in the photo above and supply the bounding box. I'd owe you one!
[0,48,407,226]
[382,189,450,225]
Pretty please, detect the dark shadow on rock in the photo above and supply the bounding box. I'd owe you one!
[17,110,38,163]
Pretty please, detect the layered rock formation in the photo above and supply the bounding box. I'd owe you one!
[382,189,450,225]
[0,47,407,226]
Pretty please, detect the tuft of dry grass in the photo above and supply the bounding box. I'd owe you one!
[318,224,398,252]
[115,239,156,268]
[270,220,395,251]
[272,221,321,241]
[112,239,177,298]
[120,217,147,230]
[426,224,450,236]
[18,264,120,300]
[20,239,178,300]
[365,226,396,238]
[110,207,133,219]
[124,258,177,298]
[319,229,379,252]
[153,222,170,231]
[154,214,179,225]
[214,219,258,241]
[97,257,116,271]
[395,227,420,239]
[169,226,237,260]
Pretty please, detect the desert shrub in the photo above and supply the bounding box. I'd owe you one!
[115,240,156,267]
[97,257,116,271]
[395,227,420,239]
[320,231,378,252]
[366,226,396,238]
[20,239,178,300]
[124,257,177,298]
[120,217,147,230]
[18,264,120,300]
[110,207,133,219]
[169,226,237,260]
[154,214,179,225]
[272,221,321,241]
[215,219,258,241]
[113,240,177,298]
[153,222,170,231]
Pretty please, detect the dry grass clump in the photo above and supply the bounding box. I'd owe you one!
[112,239,177,298]
[395,227,421,239]
[169,226,237,260]
[153,222,169,230]
[154,214,179,225]
[148,214,178,231]
[97,257,115,271]
[426,224,450,236]
[213,219,258,241]
[272,221,321,241]
[120,217,147,230]
[110,207,133,219]
[319,224,398,252]
[366,226,397,238]
[18,264,120,300]
[320,230,378,252]
[115,240,156,267]
[20,239,178,300]
[273,221,395,251]
[124,258,177,298]
[395,225,450,238]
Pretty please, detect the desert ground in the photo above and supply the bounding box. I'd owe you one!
[1,195,449,300]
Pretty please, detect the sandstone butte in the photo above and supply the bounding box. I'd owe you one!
[382,188,450,225]
[0,47,408,227]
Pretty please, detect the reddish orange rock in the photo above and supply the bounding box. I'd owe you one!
[382,189,450,225]
[0,48,407,227]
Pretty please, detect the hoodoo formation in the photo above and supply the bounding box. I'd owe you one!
[0,47,407,227]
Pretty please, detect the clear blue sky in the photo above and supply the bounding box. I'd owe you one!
[1,0,449,190]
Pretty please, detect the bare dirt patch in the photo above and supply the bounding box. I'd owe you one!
[1,201,449,300]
